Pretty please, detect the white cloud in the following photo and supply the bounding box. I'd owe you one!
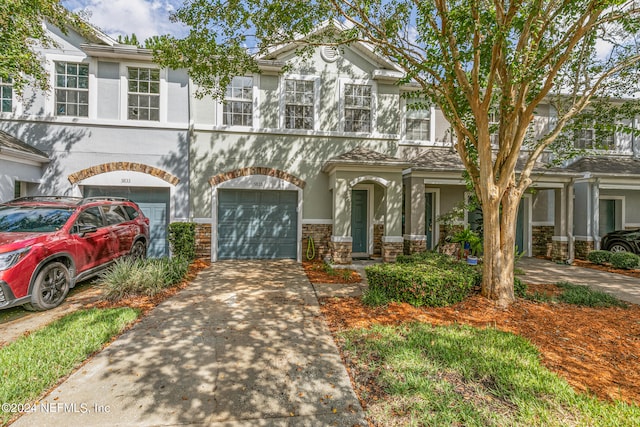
[62,0,186,41]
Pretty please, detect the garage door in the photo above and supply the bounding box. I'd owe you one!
[218,189,297,259]
[83,186,169,258]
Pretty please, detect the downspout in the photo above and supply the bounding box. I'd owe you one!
[592,178,600,250]
[567,179,575,264]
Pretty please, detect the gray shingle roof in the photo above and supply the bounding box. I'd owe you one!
[560,156,640,176]
[322,146,412,172]
[0,130,48,160]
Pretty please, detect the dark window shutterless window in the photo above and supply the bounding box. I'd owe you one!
[344,84,371,132]
[284,79,314,130]
[55,62,89,117]
[128,67,160,121]
[223,76,253,126]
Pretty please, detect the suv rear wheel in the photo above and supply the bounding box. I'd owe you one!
[24,262,71,311]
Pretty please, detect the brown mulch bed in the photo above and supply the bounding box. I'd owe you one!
[303,261,361,284]
[319,284,640,405]
[572,259,640,278]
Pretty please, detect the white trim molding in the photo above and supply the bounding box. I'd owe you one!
[302,219,334,225]
[331,235,353,243]
[349,175,390,188]
[403,234,427,241]
[382,236,404,243]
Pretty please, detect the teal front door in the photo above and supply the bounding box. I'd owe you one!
[351,190,368,253]
[599,199,616,236]
[425,192,434,249]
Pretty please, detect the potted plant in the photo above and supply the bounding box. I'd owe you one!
[450,227,482,264]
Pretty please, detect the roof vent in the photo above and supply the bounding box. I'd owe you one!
[321,46,339,63]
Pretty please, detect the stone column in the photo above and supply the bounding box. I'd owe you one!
[403,235,427,254]
[382,236,404,262]
[330,236,352,264]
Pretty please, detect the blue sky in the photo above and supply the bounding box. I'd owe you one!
[61,0,187,41]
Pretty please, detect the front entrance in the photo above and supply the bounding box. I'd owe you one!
[599,199,618,236]
[425,192,434,249]
[351,189,368,255]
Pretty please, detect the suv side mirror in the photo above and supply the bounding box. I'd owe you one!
[77,225,98,236]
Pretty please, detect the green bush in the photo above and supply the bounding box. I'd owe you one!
[514,277,527,298]
[168,222,196,261]
[100,257,190,301]
[609,252,640,270]
[362,286,391,307]
[556,282,627,308]
[365,254,480,307]
[586,250,612,265]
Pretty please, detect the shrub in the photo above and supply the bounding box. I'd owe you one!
[556,282,627,308]
[168,222,196,261]
[100,257,190,302]
[362,286,390,307]
[365,257,480,307]
[610,252,640,270]
[587,250,612,265]
[514,277,527,298]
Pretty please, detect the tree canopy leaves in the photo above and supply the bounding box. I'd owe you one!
[0,0,89,93]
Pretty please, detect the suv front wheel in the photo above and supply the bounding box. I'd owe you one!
[129,240,147,261]
[24,262,71,311]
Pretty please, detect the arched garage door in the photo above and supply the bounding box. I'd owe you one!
[83,186,169,258]
[217,189,297,259]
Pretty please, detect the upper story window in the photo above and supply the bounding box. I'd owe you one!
[128,67,160,121]
[574,126,614,150]
[0,77,12,113]
[284,79,314,130]
[344,83,371,133]
[55,62,89,117]
[405,104,431,141]
[223,76,253,126]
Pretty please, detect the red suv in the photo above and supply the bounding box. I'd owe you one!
[0,197,149,311]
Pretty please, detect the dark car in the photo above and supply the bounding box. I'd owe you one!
[0,196,149,311]
[601,228,640,254]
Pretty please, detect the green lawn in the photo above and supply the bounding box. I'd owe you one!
[0,308,139,425]
[340,322,640,426]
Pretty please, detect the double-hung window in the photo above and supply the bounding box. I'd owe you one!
[344,84,371,133]
[284,79,314,130]
[575,128,595,149]
[223,76,253,126]
[0,77,12,113]
[128,67,160,121]
[55,62,89,117]
[405,103,431,141]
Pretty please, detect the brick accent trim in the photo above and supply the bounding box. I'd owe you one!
[209,167,306,189]
[68,162,180,186]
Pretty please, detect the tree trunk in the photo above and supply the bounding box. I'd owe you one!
[480,188,520,307]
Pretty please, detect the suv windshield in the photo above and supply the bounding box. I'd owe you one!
[0,206,74,232]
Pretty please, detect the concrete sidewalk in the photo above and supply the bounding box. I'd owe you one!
[11,260,366,427]
[518,257,640,305]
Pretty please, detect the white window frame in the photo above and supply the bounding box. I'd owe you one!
[219,75,258,128]
[339,78,377,134]
[54,61,90,118]
[119,63,167,123]
[401,98,435,144]
[279,74,320,131]
[0,77,13,114]
[126,66,161,122]
[489,110,499,146]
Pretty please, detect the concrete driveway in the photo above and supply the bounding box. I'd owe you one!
[11,260,366,427]
[518,257,640,305]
